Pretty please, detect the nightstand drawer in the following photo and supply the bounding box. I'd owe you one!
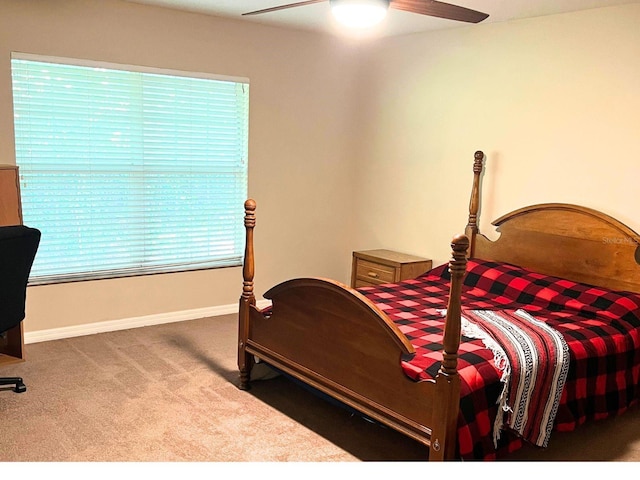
[351,249,432,289]
[355,259,396,284]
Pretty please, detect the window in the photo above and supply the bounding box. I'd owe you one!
[11,53,249,285]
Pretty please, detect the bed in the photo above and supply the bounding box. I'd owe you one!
[236,150,640,460]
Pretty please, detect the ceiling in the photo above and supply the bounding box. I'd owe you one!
[123,0,639,37]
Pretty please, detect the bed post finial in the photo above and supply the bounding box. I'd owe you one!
[441,234,469,376]
[465,151,484,257]
[238,198,256,390]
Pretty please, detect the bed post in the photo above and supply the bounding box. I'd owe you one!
[440,235,469,375]
[441,234,469,376]
[430,234,469,460]
[238,199,256,390]
[465,151,484,258]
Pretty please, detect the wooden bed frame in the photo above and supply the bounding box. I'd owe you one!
[237,150,640,460]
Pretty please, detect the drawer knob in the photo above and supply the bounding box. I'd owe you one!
[367,271,379,278]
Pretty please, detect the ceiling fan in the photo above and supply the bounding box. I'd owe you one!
[242,0,490,28]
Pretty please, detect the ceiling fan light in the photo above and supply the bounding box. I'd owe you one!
[330,0,390,29]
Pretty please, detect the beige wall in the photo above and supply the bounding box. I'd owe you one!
[0,0,361,332]
[354,3,640,266]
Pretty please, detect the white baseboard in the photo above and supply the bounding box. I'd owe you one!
[24,299,272,344]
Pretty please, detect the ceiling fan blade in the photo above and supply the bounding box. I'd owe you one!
[243,0,327,16]
[391,0,489,23]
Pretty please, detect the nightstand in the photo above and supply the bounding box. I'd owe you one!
[351,249,433,288]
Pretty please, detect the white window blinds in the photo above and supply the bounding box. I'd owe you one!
[11,54,249,284]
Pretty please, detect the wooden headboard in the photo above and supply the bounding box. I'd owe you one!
[464,151,640,294]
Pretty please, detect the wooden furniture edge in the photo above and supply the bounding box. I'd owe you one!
[0,165,24,225]
[237,199,256,390]
[353,249,430,267]
[464,157,640,293]
[0,165,26,364]
[351,249,433,288]
[264,276,416,354]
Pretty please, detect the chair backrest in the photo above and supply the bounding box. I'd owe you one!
[0,225,41,332]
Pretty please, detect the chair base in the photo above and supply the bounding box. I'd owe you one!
[0,377,26,393]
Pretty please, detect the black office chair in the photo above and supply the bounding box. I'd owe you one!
[0,225,41,393]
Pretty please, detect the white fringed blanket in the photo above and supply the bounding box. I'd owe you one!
[461,309,570,448]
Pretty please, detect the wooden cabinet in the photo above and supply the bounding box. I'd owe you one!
[351,249,432,288]
[0,165,23,226]
[0,165,26,366]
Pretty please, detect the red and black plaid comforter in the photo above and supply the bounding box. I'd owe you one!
[357,259,640,460]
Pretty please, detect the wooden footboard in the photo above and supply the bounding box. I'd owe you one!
[237,199,469,460]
